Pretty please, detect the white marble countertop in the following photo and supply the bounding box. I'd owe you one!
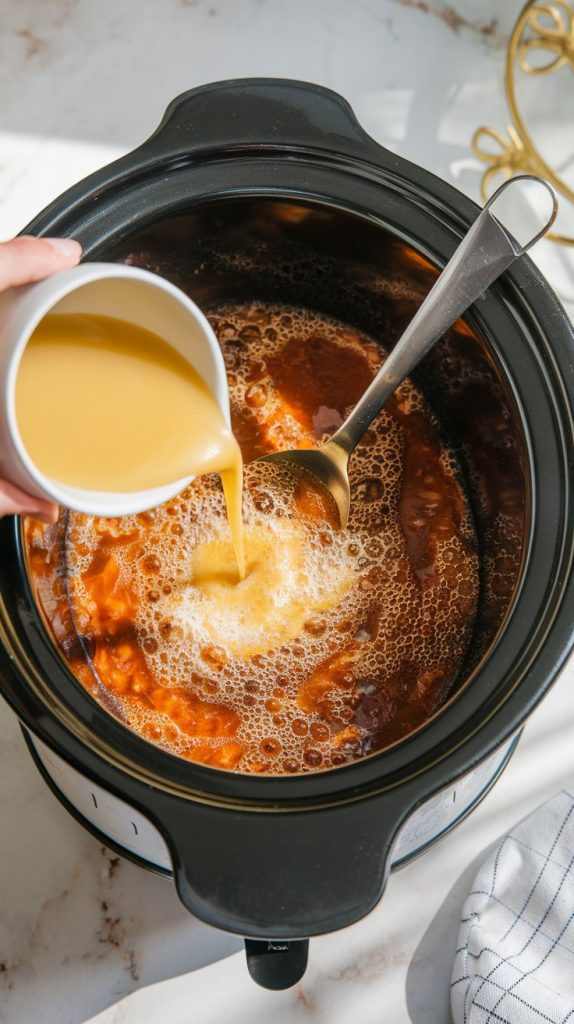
[1,1,573,1022]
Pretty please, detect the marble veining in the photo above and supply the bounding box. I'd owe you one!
[390,0,507,47]
[0,0,573,1021]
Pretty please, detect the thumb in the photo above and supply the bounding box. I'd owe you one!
[0,236,82,291]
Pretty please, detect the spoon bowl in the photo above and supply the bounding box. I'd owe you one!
[258,438,352,527]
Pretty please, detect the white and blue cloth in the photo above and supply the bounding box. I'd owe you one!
[452,791,574,1023]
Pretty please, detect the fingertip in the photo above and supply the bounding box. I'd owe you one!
[43,237,83,261]
[28,503,60,525]
[0,236,82,289]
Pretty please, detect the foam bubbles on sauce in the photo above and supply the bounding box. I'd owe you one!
[26,303,480,774]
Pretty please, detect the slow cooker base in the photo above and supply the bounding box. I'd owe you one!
[24,728,520,878]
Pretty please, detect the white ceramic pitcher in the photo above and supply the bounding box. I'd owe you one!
[0,263,229,517]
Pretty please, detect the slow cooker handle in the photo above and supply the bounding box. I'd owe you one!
[141,78,396,164]
[144,783,412,989]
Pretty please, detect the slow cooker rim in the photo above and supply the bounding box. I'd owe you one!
[13,189,542,785]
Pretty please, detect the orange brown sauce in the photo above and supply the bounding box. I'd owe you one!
[25,303,479,773]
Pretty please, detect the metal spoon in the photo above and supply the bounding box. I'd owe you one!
[254,175,558,527]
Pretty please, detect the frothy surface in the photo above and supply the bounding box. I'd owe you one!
[172,502,355,660]
[26,303,480,774]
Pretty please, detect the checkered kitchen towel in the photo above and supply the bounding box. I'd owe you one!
[452,791,574,1023]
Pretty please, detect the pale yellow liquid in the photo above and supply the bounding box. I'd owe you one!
[16,313,245,578]
[182,518,354,659]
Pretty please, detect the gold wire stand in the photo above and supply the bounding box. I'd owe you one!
[472,0,574,246]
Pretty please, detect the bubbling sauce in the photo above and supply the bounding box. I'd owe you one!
[25,303,480,774]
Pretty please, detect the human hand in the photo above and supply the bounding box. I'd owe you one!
[0,235,82,523]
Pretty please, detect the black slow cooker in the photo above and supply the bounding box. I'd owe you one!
[1,80,574,991]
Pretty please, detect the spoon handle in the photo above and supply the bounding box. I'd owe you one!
[331,175,557,456]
